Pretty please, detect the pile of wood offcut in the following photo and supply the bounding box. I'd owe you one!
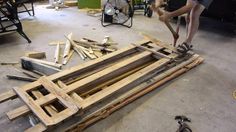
[51,33,118,65]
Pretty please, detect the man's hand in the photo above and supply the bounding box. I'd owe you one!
[155,0,164,7]
[159,11,171,22]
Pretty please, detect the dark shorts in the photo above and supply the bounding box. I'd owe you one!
[195,0,213,9]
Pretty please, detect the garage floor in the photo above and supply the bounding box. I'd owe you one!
[0,4,236,132]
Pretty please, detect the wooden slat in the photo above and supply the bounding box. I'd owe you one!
[63,33,73,58]
[7,106,29,120]
[81,58,170,108]
[34,94,57,106]
[0,90,18,103]
[63,51,152,94]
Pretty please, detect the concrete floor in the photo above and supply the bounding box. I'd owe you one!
[0,3,236,132]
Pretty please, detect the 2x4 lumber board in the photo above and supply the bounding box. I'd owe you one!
[65,55,203,131]
[81,58,170,108]
[63,33,73,58]
[27,55,203,132]
[63,51,153,94]
[0,90,18,103]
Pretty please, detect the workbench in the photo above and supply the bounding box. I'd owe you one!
[0,0,31,43]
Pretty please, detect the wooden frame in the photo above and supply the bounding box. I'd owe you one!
[0,36,204,131]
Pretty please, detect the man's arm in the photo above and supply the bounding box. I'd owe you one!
[159,0,194,22]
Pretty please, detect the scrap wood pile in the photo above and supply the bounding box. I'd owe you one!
[52,33,118,64]
[3,34,118,82]
[0,35,204,132]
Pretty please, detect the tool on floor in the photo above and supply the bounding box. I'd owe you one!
[175,115,192,132]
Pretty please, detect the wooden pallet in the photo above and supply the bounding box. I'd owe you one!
[0,36,204,132]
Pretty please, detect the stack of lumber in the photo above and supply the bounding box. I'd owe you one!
[0,36,204,132]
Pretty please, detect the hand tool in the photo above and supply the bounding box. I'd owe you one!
[175,115,192,132]
[151,3,179,46]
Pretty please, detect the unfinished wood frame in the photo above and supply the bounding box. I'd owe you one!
[0,37,203,131]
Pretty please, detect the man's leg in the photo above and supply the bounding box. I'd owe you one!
[185,13,190,37]
[184,3,205,44]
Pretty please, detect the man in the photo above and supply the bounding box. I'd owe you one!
[152,0,213,53]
